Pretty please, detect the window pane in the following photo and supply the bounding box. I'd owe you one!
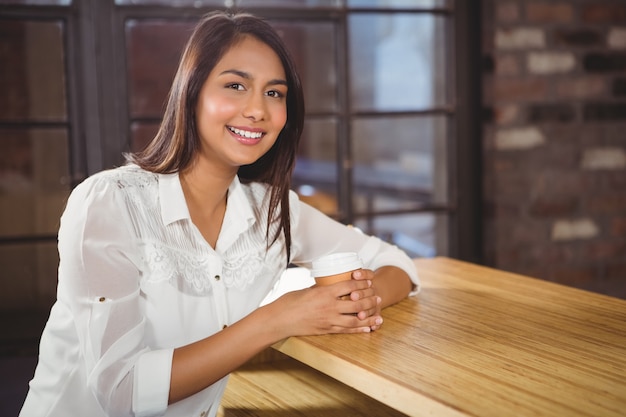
[126,20,196,119]
[0,0,70,4]
[353,212,445,259]
[348,0,450,8]
[240,0,339,7]
[0,128,70,238]
[0,242,58,311]
[116,0,222,5]
[126,18,338,118]
[351,115,448,208]
[271,21,337,114]
[293,118,338,216]
[0,19,67,122]
[349,13,448,111]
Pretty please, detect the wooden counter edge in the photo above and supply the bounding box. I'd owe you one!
[272,337,467,417]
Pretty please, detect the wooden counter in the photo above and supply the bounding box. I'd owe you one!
[273,257,626,417]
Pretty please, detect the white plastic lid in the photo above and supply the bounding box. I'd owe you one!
[310,252,363,278]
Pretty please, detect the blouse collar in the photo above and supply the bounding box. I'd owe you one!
[158,172,256,233]
[159,171,189,226]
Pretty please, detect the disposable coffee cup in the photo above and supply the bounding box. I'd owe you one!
[311,252,363,289]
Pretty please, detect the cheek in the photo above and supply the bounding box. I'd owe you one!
[202,97,238,121]
[273,105,288,129]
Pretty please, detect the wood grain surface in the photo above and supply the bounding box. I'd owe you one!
[273,257,626,417]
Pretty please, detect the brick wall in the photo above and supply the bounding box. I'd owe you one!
[482,0,626,299]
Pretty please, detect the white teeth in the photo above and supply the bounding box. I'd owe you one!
[229,127,262,139]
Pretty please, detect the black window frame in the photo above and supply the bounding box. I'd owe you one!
[0,0,482,263]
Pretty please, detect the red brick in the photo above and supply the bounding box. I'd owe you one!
[527,144,578,170]
[555,77,606,99]
[496,219,549,245]
[606,261,626,280]
[584,102,626,122]
[493,78,550,102]
[495,54,522,76]
[511,266,549,281]
[491,155,519,173]
[585,240,626,261]
[494,104,520,125]
[554,29,604,47]
[492,247,525,266]
[587,194,626,214]
[490,171,532,199]
[551,264,598,286]
[605,123,626,144]
[527,243,576,264]
[526,2,574,23]
[614,78,626,97]
[528,196,578,218]
[532,171,589,195]
[527,103,576,123]
[496,2,520,22]
[483,200,523,218]
[611,216,626,237]
[582,4,626,24]
[606,171,626,189]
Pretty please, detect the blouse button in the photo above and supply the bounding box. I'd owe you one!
[98,297,106,302]
[200,412,207,417]
[222,324,228,329]
[214,275,220,281]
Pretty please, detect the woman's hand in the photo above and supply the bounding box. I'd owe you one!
[269,277,383,338]
[350,269,383,331]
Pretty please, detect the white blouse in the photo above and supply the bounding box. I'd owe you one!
[20,164,419,417]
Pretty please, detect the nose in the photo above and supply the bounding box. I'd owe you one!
[242,92,266,121]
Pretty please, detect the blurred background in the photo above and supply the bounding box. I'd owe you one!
[0,2,625,410]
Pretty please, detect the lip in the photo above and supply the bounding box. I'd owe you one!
[227,125,265,145]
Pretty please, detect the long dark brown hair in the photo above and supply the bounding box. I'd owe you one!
[128,11,305,264]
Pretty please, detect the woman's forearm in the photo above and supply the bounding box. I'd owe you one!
[372,265,414,308]
[168,303,280,404]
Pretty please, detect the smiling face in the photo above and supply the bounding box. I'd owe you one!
[194,35,288,174]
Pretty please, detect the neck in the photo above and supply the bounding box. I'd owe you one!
[179,160,234,209]
[179,165,232,249]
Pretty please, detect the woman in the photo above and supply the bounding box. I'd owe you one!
[20,11,419,417]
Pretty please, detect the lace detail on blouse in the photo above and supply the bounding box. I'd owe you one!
[102,166,286,296]
[140,240,215,295]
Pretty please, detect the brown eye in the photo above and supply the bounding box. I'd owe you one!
[266,90,285,98]
[226,83,244,91]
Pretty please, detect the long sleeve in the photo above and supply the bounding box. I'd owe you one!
[289,192,420,293]
[57,175,172,417]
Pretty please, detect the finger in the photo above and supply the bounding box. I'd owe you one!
[352,269,374,280]
[338,297,379,316]
[332,314,382,333]
[370,314,384,331]
[370,316,384,330]
[332,279,371,298]
[356,297,381,320]
[349,287,375,301]
[335,326,373,334]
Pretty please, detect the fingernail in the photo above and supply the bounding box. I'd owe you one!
[367,280,372,287]
[375,317,383,325]
[353,270,362,278]
[362,327,371,333]
[376,296,382,304]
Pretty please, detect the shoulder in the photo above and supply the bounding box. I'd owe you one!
[72,165,156,197]
[66,165,158,214]
[79,164,156,189]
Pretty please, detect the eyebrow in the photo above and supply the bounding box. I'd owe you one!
[220,69,288,87]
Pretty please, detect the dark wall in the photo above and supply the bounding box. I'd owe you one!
[482,0,626,299]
